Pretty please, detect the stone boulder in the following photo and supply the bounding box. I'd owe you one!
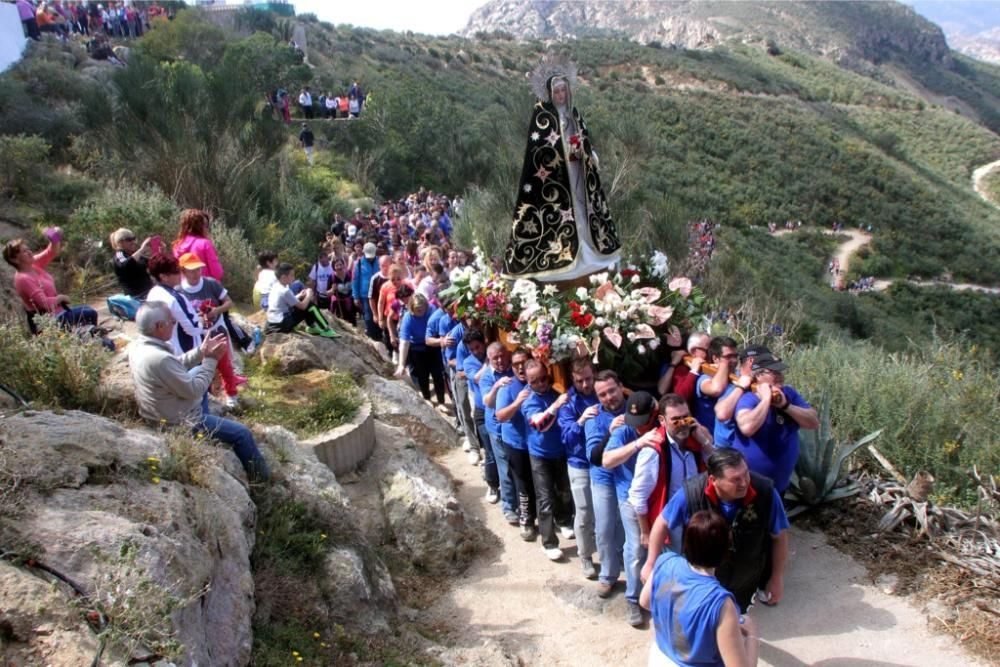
[97,349,139,417]
[364,421,482,571]
[258,327,390,378]
[255,426,397,635]
[363,375,459,452]
[0,411,255,666]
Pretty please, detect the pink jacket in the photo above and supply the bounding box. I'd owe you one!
[14,244,64,314]
[173,235,223,281]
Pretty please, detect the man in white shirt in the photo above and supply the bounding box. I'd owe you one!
[298,86,313,119]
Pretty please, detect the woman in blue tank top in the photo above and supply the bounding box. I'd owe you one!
[640,510,760,667]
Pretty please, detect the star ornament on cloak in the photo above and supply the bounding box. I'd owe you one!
[560,207,574,223]
[546,130,561,147]
[535,166,552,182]
[531,131,540,142]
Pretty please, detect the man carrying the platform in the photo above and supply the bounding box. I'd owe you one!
[691,336,738,435]
[481,343,518,520]
[585,369,627,598]
[522,360,574,561]
[558,358,600,580]
[734,352,819,494]
[462,329,492,478]
[642,448,790,612]
[497,347,537,536]
[658,330,710,402]
[713,345,768,447]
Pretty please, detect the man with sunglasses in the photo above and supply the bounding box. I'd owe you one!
[691,336,738,434]
[734,353,819,494]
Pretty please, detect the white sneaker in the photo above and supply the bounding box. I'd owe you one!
[391,351,398,365]
[559,525,576,540]
[244,340,257,354]
[543,546,563,561]
[461,437,472,452]
[225,395,239,409]
[466,449,480,465]
[485,487,500,504]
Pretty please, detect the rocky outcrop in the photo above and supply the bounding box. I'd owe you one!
[0,410,255,666]
[363,375,459,450]
[258,327,391,377]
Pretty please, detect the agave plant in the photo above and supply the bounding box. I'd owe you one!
[787,392,882,517]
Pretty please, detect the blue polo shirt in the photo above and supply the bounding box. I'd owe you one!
[694,374,718,433]
[713,383,743,447]
[604,424,641,502]
[449,322,468,369]
[433,313,459,364]
[585,406,624,487]
[498,378,528,450]
[733,385,810,493]
[522,389,565,459]
[426,307,447,358]
[462,353,486,409]
[661,481,790,535]
[399,305,435,351]
[480,367,513,436]
[558,387,599,470]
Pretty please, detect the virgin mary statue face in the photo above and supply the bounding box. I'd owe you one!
[551,79,568,106]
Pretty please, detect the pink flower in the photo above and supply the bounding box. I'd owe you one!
[633,287,662,303]
[648,305,674,326]
[603,327,623,349]
[669,277,693,297]
[633,324,656,339]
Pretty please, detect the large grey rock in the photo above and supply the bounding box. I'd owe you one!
[0,411,255,666]
[364,375,459,451]
[255,426,397,634]
[258,327,390,377]
[98,349,139,417]
[366,421,482,571]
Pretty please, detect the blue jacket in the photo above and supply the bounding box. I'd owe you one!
[351,256,380,320]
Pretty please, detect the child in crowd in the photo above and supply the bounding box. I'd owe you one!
[308,252,334,310]
[253,251,279,310]
[266,262,339,338]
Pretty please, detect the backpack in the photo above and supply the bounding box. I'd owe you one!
[106,294,141,321]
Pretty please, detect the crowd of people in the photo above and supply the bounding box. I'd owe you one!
[15,0,171,42]
[4,180,819,663]
[268,80,366,126]
[688,218,718,276]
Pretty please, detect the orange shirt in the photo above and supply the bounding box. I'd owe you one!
[37,9,55,26]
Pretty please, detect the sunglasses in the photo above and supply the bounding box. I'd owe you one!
[121,236,136,242]
[669,415,696,426]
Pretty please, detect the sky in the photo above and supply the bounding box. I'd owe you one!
[290,0,487,36]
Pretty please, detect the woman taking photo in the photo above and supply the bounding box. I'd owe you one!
[640,510,759,667]
[109,227,154,299]
[4,228,99,333]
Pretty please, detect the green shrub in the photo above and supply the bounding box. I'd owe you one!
[0,135,50,198]
[786,336,1000,507]
[242,370,361,437]
[0,316,110,412]
[211,221,257,304]
[69,182,179,250]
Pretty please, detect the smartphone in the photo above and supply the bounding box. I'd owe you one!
[150,235,162,255]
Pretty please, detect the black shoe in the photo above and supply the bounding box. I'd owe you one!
[519,525,537,542]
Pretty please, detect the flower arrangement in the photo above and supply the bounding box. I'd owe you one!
[438,247,513,328]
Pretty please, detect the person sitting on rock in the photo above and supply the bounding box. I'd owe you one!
[109,227,154,299]
[265,262,338,338]
[129,301,269,482]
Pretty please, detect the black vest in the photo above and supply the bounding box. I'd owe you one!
[683,471,774,604]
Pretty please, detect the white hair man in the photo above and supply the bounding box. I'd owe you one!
[129,301,269,481]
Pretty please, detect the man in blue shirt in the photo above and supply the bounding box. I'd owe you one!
[558,358,600,580]
[734,353,819,493]
[462,329,492,479]
[712,345,765,447]
[497,347,535,537]
[447,320,480,464]
[642,448,790,612]
[481,343,517,519]
[521,360,572,561]
[602,390,662,627]
[692,336,737,434]
[584,369,627,598]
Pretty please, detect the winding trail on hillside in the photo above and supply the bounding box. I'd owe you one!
[775,228,1000,294]
[972,158,1000,208]
[425,447,987,666]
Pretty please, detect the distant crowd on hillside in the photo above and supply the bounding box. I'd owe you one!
[267,80,367,126]
[14,0,173,42]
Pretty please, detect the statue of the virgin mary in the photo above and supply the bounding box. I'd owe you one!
[503,57,621,281]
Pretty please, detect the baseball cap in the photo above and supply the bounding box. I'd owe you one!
[624,391,658,428]
[178,252,206,270]
[740,344,771,362]
[751,353,788,373]
[363,242,377,258]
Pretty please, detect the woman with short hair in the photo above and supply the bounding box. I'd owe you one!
[109,228,154,298]
[640,510,760,667]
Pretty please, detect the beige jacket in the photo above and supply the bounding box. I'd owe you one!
[128,335,218,425]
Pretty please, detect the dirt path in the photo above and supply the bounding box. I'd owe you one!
[828,229,871,278]
[426,447,988,666]
[972,158,1000,208]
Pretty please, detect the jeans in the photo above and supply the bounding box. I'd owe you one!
[451,369,477,448]
[56,305,98,328]
[506,444,535,528]
[474,408,499,489]
[620,500,647,604]
[529,454,572,549]
[193,414,270,482]
[490,432,517,514]
[568,465,596,562]
[592,481,624,586]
